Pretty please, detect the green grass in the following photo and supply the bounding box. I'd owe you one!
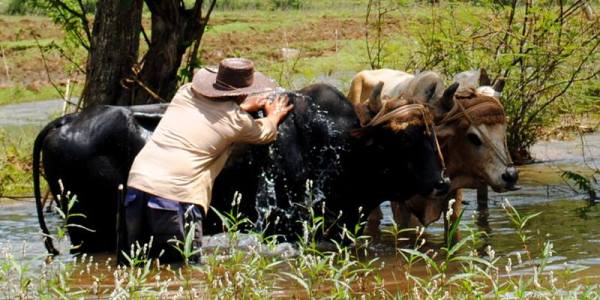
[0,126,40,197]
[0,84,80,106]
[0,38,54,50]
[0,1,9,13]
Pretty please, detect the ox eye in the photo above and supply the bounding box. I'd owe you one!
[467,133,482,146]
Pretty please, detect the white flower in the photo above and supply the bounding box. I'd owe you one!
[448,198,456,208]
[446,199,456,222]
[486,245,495,260]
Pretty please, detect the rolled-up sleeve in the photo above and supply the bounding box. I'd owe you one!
[236,112,278,144]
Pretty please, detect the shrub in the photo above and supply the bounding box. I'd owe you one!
[4,0,96,15]
[270,0,303,10]
[408,1,599,163]
[5,0,45,15]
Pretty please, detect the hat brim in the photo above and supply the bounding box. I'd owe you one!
[191,67,278,98]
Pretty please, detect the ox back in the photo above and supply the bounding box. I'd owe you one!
[34,84,444,254]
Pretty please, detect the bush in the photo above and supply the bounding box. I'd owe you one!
[270,0,303,10]
[217,0,266,10]
[5,0,96,15]
[5,0,45,15]
[408,1,599,163]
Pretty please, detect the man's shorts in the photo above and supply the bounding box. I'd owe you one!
[124,187,203,263]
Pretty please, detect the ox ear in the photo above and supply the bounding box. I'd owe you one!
[439,82,459,112]
[479,68,491,87]
[434,125,455,144]
[368,81,384,114]
[493,77,506,93]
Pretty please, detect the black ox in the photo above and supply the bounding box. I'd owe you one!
[34,83,451,255]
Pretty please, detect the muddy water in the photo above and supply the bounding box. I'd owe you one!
[0,99,63,126]
[1,100,599,290]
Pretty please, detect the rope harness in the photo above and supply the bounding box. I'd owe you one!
[364,102,448,178]
[437,95,513,167]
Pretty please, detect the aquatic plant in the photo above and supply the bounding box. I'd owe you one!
[2,197,600,298]
[562,170,598,203]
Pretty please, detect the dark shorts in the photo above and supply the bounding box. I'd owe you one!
[124,187,203,263]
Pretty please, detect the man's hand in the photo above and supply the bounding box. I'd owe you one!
[240,95,267,112]
[264,95,294,125]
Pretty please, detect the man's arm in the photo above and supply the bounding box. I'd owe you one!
[236,95,293,144]
[239,95,267,113]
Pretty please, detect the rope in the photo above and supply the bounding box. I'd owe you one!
[438,96,513,167]
[122,64,168,103]
[364,102,447,176]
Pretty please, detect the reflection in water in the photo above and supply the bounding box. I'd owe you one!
[0,200,72,267]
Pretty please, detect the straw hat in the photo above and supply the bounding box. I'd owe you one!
[192,58,277,98]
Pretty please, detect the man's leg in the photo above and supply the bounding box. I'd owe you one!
[124,188,149,262]
[146,197,185,262]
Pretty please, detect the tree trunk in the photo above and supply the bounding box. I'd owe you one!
[128,0,215,105]
[81,0,143,107]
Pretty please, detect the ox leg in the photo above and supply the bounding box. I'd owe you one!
[42,189,53,213]
[476,185,489,211]
[366,207,383,240]
[476,185,491,233]
[391,201,414,229]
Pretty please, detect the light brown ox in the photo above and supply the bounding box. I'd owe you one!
[347,69,519,235]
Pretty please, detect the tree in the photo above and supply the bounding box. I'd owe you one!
[126,0,216,105]
[44,0,217,107]
[81,0,143,107]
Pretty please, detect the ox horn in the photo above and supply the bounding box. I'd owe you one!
[479,68,491,87]
[368,81,384,113]
[493,77,506,93]
[440,82,460,111]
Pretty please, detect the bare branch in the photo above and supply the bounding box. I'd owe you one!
[525,38,600,127]
[141,25,151,47]
[32,32,65,100]
[48,41,86,74]
[204,0,217,21]
[75,0,92,45]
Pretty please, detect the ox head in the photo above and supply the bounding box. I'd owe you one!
[432,69,518,192]
[354,82,450,199]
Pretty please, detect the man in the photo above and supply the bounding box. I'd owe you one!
[125,58,293,262]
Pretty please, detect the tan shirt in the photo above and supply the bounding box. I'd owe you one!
[128,83,277,212]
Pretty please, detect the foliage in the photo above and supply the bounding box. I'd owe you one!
[408,1,599,163]
[561,132,600,203]
[5,0,45,15]
[5,0,96,16]
[562,170,598,202]
[269,0,304,10]
[364,0,399,69]
[0,129,36,197]
[217,0,264,10]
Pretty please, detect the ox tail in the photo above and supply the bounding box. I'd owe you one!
[33,116,71,256]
